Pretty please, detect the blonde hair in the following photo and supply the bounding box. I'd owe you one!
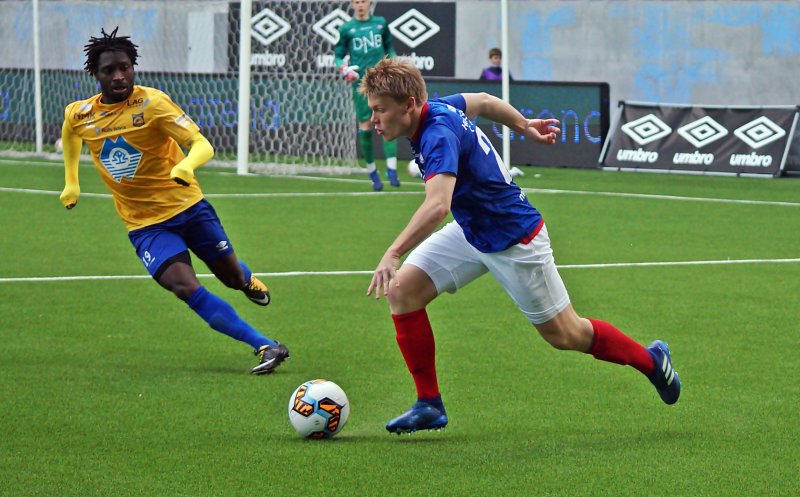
[359,58,427,104]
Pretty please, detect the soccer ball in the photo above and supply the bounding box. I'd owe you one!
[54,138,63,153]
[407,159,421,178]
[288,379,350,439]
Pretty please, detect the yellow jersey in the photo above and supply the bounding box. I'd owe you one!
[63,85,204,231]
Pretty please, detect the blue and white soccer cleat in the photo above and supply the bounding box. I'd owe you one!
[387,168,401,187]
[385,401,448,434]
[369,170,384,191]
[647,340,681,405]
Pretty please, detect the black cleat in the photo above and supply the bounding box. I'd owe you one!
[243,275,271,306]
[251,342,289,375]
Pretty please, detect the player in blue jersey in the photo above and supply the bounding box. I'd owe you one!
[360,59,681,434]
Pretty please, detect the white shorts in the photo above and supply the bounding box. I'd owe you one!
[404,221,570,324]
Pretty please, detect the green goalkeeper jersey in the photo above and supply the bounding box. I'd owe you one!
[334,15,396,81]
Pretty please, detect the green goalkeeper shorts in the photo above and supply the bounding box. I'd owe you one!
[352,87,372,122]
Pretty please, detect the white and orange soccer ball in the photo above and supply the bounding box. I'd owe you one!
[288,379,350,439]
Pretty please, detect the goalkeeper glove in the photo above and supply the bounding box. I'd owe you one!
[340,64,360,83]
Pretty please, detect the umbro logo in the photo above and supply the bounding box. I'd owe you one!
[677,116,728,148]
[389,9,440,48]
[251,8,290,46]
[734,116,786,149]
[312,8,351,44]
[621,114,672,146]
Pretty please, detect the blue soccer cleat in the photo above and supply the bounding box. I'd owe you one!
[387,168,401,187]
[647,340,681,405]
[369,170,383,191]
[386,401,448,434]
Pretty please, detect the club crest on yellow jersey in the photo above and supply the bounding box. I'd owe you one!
[99,135,143,182]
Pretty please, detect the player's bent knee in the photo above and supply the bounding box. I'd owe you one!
[535,322,589,351]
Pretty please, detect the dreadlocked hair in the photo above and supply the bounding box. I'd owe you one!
[83,27,139,75]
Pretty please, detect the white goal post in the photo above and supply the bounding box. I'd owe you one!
[0,0,361,175]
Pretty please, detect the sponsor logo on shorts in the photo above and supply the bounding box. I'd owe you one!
[216,241,229,251]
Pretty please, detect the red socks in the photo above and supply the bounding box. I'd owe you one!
[392,308,440,399]
[587,318,655,375]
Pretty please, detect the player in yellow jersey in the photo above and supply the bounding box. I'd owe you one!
[59,28,288,374]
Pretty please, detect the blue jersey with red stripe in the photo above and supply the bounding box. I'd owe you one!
[408,94,542,253]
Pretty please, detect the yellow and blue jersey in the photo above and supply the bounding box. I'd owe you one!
[63,85,204,231]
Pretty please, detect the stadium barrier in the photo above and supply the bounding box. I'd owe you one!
[368,78,610,169]
[600,101,800,177]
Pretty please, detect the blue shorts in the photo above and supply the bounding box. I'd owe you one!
[128,199,235,278]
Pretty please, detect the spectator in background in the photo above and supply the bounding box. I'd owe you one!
[479,47,513,81]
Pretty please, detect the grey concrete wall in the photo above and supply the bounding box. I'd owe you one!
[2,0,798,106]
[455,0,800,106]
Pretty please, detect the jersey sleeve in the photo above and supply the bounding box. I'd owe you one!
[420,125,461,180]
[382,19,396,57]
[437,94,467,113]
[334,25,349,67]
[151,91,200,146]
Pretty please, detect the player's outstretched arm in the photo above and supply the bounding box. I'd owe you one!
[367,173,456,299]
[60,119,83,210]
[170,132,214,186]
[461,92,560,145]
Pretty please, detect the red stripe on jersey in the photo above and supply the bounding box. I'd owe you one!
[519,218,545,244]
[411,102,430,142]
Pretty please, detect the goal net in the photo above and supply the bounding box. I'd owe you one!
[0,0,361,175]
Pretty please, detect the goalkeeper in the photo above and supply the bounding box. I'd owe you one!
[334,0,400,190]
[58,28,289,374]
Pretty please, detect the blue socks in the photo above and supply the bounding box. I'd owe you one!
[186,286,275,349]
[239,261,253,287]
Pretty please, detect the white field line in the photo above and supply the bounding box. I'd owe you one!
[1,258,799,283]
[2,185,800,207]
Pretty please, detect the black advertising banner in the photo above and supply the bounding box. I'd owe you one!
[229,1,351,73]
[374,2,455,77]
[602,102,800,177]
[382,78,609,168]
[228,2,455,76]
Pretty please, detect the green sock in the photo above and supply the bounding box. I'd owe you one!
[383,139,397,160]
[358,130,374,164]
